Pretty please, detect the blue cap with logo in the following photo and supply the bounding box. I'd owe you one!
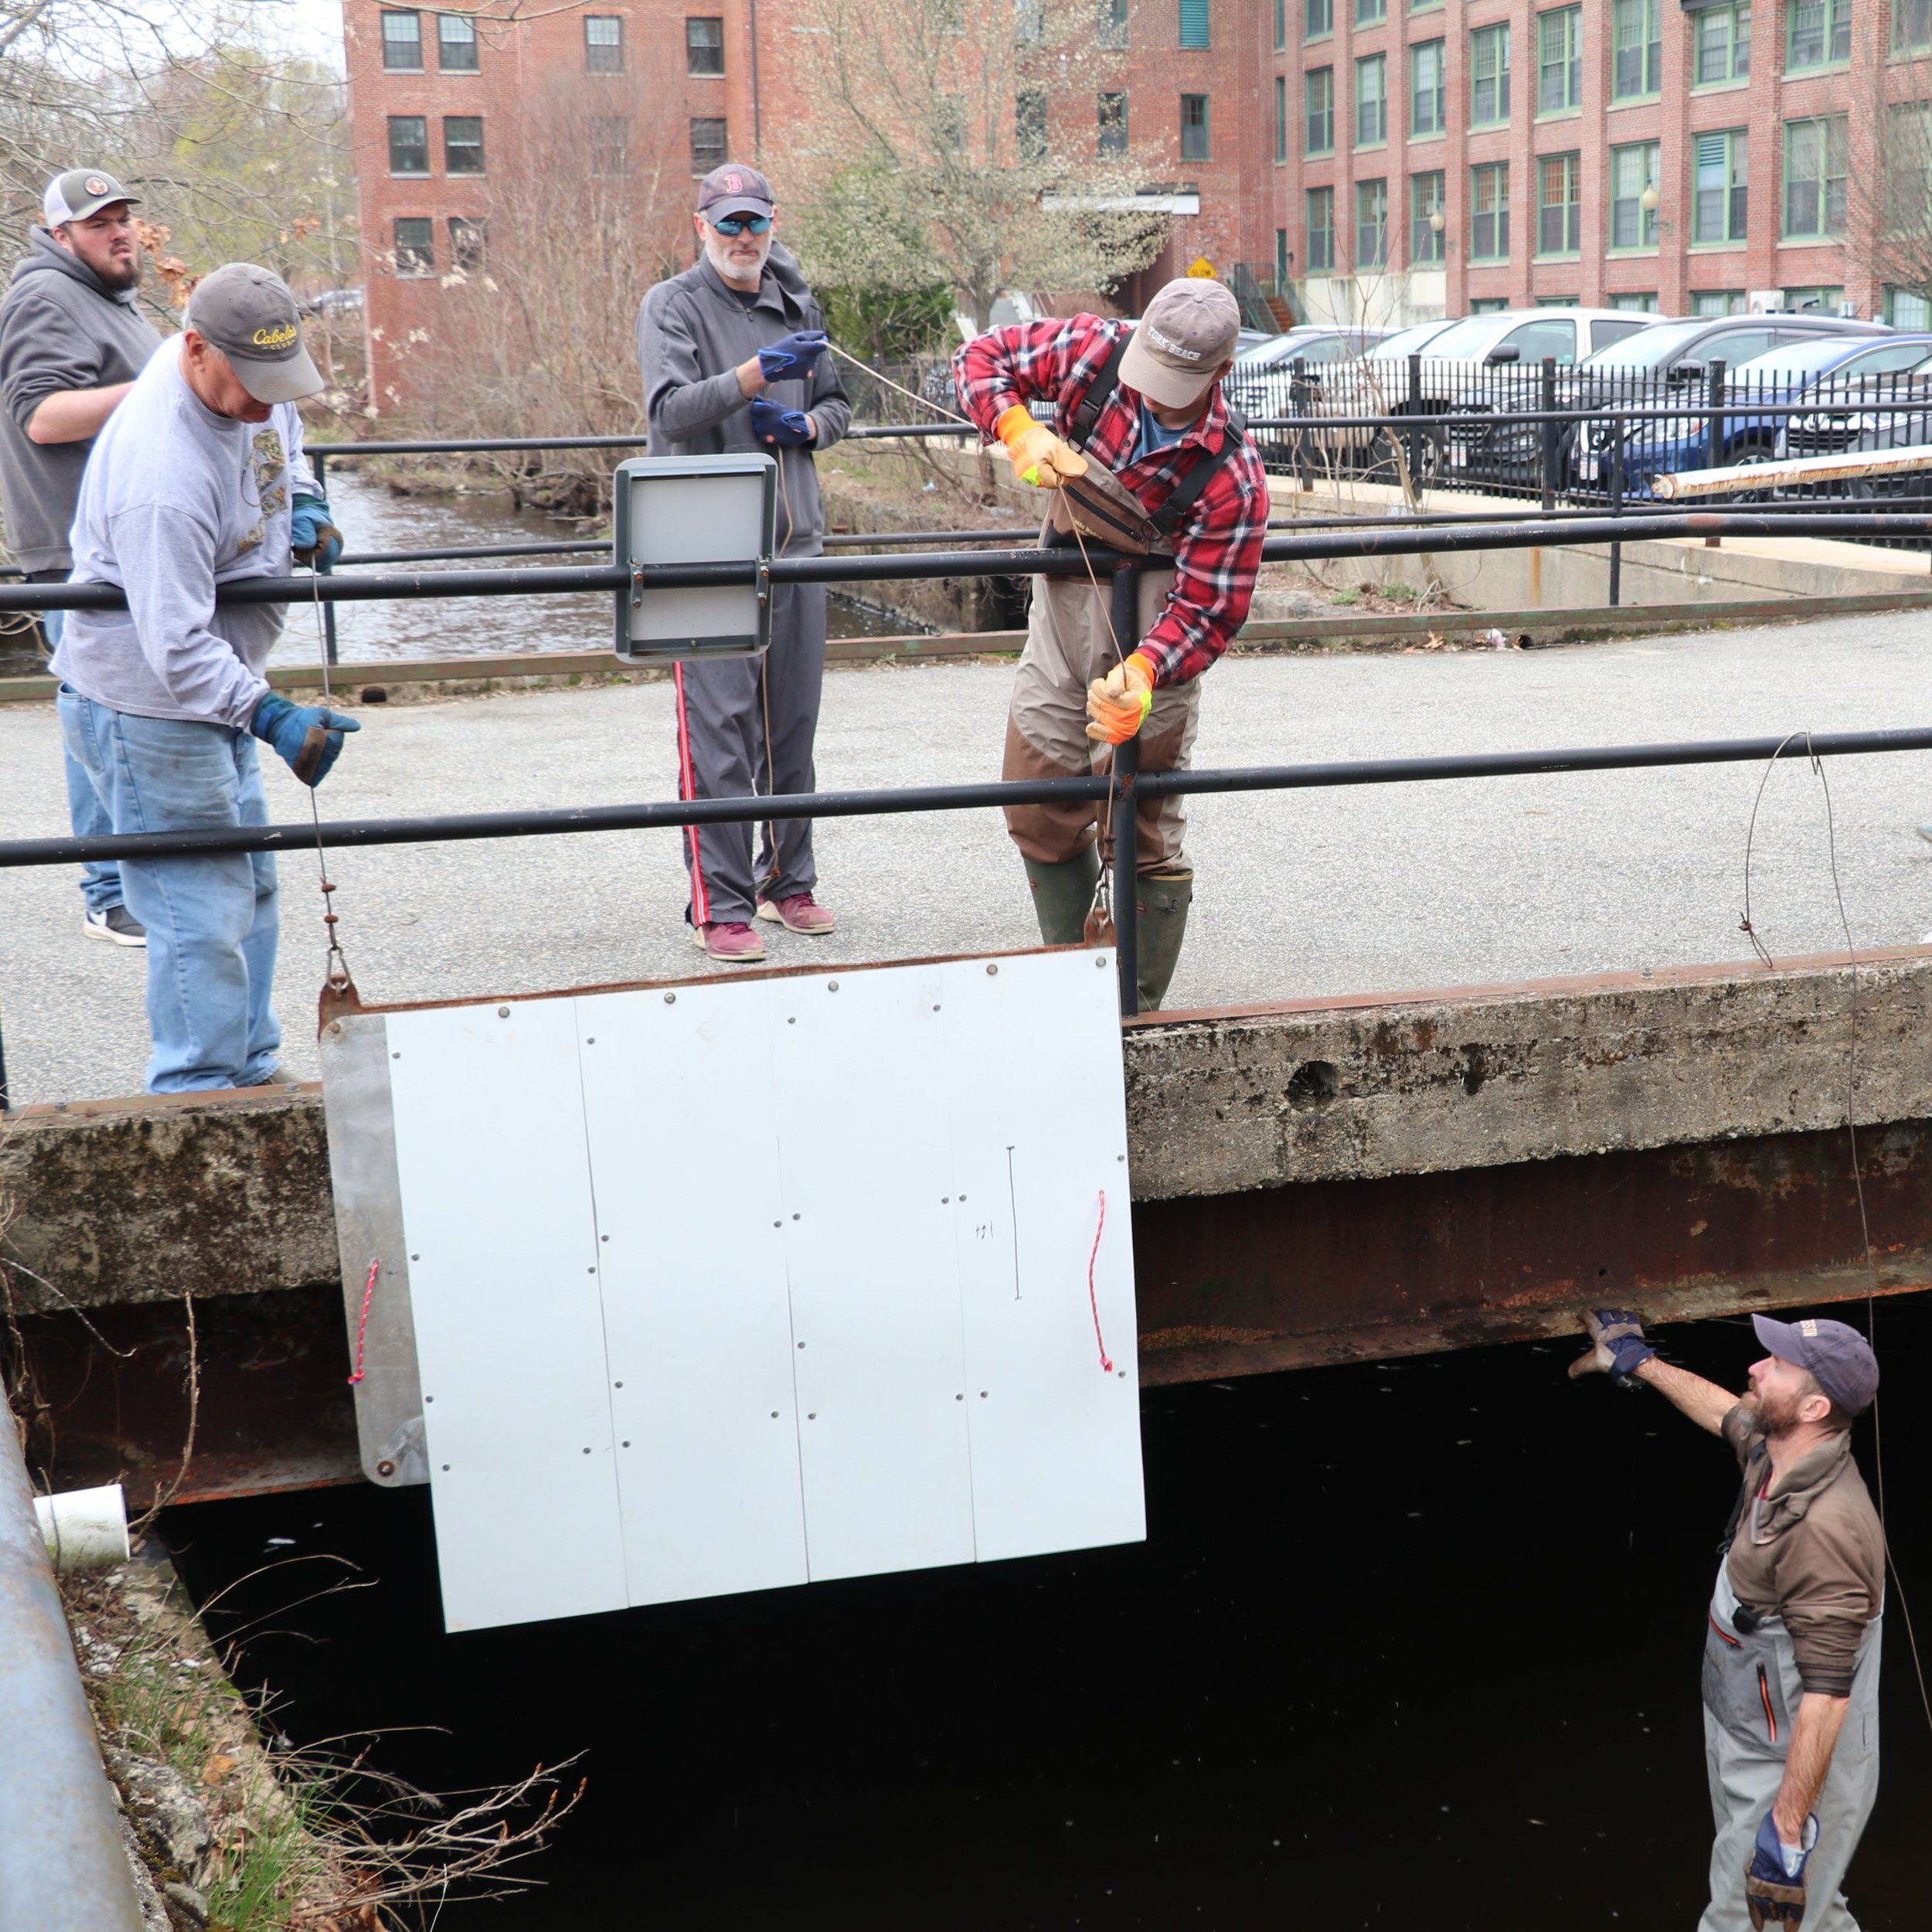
[1752,1312,1879,1415]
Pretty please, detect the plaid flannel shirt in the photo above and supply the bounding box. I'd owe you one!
[954,313,1269,686]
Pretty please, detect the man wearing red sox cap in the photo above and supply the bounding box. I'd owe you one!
[1572,1308,1884,1930]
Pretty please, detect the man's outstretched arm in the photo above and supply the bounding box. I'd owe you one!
[1570,1308,1740,1435]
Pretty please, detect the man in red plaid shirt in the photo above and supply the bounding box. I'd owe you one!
[953,277,1267,1010]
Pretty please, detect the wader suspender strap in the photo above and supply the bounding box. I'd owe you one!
[1063,332,1250,541]
[1718,1443,1770,1559]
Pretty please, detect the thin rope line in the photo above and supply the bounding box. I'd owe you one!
[346,1259,380,1386]
[1086,1190,1114,1373]
[825,342,974,425]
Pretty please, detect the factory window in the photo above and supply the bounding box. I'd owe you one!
[1098,0,1129,44]
[449,216,486,270]
[1695,0,1750,82]
[1355,52,1386,145]
[1411,168,1445,260]
[1537,151,1581,254]
[590,117,629,175]
[1306,66,1334,155]
[691,116,728,172]
[387,115,430,175]
[1782,115,1846,238]
[1180,92,1210,158]
[437,13,478,69]
[584,15,624,70]
[1471,159,1509,259]
[1307,0,1332,34]
[687,15,725,72]
[1538,6,1580,113]
[1610,141,1658,248]
[393,216,434,275]
[1017,90,1048,158]
[1410,39,1444,136]
[1787,0,1849,68]
[1692,129,1748,243]
[444,115,484,174]
[380,9,423,68]
[1471,23,1511,125]
[1307,185,1335,270]
[1612,0,1661,98]
[1098,90,1129,153]
[1356,178,1388,264]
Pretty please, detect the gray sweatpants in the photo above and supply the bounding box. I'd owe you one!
[672,580,827,926]
[1697,1560,1882,1932]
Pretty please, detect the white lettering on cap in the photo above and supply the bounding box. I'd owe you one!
[1146,325,1204,362]
[1800,1319,1819,1337]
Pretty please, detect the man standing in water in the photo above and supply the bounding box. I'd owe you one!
[1571,1309,1883,1930]
[637,162,849,963]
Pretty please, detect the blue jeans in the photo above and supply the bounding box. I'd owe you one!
[57,689,282,1092]
[38,601,122,913]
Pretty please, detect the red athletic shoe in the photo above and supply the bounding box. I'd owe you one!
[756,891,836,935]
[692,920,767,962]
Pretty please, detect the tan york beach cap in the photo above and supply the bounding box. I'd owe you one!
[187,262,323,405]
[1120,277,1242,410]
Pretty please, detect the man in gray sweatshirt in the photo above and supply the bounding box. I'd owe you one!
[53,264,359,1094]
[638,162,850,963]
[0,168,162,944]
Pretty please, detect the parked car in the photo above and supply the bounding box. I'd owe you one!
[1563,313,1891,495]
[1415,309,1663,488]
[1777,337,1932,469]
[1302,318,1468,472]
[1223,327,1395,464]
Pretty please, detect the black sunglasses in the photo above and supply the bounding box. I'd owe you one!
[711,213,771,236]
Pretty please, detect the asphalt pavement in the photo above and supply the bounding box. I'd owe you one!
[6,607,1932,1107]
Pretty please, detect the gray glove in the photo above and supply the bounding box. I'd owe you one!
[1568,1308,1657,1386]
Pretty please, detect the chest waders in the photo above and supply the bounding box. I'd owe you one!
[1696,1502,1883,1932]
[1009,336,1252,1011]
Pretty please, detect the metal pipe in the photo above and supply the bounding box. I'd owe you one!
[1608,415,1624,609]
[1110,564,1141,1019]
[0,1370,146,1932]
[9,726,1932,869]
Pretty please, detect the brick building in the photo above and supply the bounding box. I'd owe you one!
[341,0,1291,409]
[1275,0,1932,327]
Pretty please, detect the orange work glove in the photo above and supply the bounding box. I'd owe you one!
[1085,651,1156,744]
[995,403,1087,489]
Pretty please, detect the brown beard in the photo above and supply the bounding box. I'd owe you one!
[1750,1383,1808,1437]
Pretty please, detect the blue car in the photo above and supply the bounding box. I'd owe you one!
[1584,334,1932,498]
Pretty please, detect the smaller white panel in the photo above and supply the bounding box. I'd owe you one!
[942,951,1146,1564]
[577,983,808,1606]
[386,998,626,1631]
[628,468,765,646]
[774,968,976,1583]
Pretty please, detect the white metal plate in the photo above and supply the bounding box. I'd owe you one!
[338,951,1144,1633]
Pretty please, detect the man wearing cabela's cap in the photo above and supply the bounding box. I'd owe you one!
[1572,1307,1885,1930]
[637,161,850,964]
[51,262,362,1093]
[0,168,162,946]
[953,279,1268,1011]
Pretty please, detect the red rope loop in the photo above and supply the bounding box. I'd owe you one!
[1087,1191,1114,1374]
[347,1259,380,1386]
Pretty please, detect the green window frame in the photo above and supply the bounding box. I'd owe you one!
[1693,0,1750,83]
[1097,0,1129,46]
[1895,0,1932,51]
[1784,284,1844,313]
[1275,75,1289,161]
[1692,129,1748,243]
[1308,186,1335,271]
[1536,151,1581,254]
[1538,7,1580,114]
[1471,159,1509,259]
[1411,169,1446,260]
[1275,0,1287,47]
[1783,116,1847,239]
[1610,292,1659,311]
[1886,288,1932,328]
[1691,291,1743,315]
[1610,141,1658,248]
[1306,0,1332,35]
[1471,22,1510,126]
[1355,53,1387,145]
[1180,90,1210,159]
[1356,0,1386,23]
[1786,0,1849,66]
[1611,0,1660,99]
[1305,66,1335,155]
[1179,0,1209,47]
[1410,39,1445,135]
[1356,179,1388,265]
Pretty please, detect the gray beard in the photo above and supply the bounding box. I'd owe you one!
[704,233,770,289]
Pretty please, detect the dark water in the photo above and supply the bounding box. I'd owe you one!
[162,1295,1932,1930]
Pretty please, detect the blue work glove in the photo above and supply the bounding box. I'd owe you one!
[757,329,828,380]
[750,398,815,447]
[290,494,343,573]
[1746,1810,1818,1929]
[250,692,360,787]
[1568,1308,1658,1386]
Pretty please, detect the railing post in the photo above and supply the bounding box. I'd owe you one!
[1539,355,1559,514]
[1406,352,1423,501]
[1705,360,1726,549]
[312,449,340,663]
[1110,562,1141,1019]
[1607,413,1625,607]
[1291,357,1311,492]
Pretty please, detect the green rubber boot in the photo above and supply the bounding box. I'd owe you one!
[1133,870,1193,1012]
[1022,850,1100,945]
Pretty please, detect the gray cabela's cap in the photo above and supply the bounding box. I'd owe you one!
[1752,1312,1880,1415]
[1120,277,1241,410]
[43,168,140,226]
[696,162,774,222]
[186,262,323,404]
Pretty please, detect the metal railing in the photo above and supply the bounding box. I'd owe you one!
[7,511,1932,1071]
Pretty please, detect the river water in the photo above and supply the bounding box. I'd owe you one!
[161,1295,1932,1930]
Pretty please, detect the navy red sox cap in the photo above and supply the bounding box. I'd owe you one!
[696,163,773,222]
[1753,1312,1879,1415]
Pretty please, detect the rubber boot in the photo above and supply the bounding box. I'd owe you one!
[1133,870,1193,1012]
[1022,850,1100,945]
